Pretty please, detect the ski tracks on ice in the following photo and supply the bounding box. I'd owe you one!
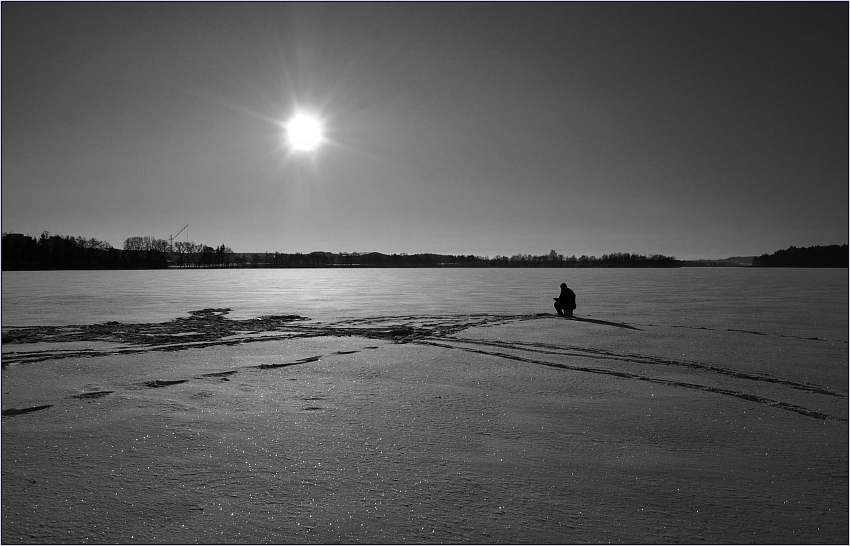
[2,310,845,422]
[412,337,846,422]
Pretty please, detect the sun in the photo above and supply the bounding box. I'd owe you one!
[285,114,323,151]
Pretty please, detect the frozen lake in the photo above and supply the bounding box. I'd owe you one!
[3,267,847,340]
[2,267,847,543]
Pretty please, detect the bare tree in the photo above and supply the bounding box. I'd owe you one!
[174,241,193,267]
[123,237,144,251]
[190,242,205,267]
[150,238,169,253]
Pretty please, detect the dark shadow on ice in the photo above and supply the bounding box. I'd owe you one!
[255,355,321,369]
[143,379,189,388]
[2,404,52,417]
[72,390,113,399]
[567,316,642,331]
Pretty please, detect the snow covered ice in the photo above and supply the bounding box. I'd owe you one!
[2,269,847,543]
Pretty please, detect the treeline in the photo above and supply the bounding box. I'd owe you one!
[2,234,680,270]
[6,232,845,270]
[3,232,122,270]
[1,232,234,270]
[479,251,679,268]
[752,245,848,267]
[180,250,679,268]
[128,237,235,269]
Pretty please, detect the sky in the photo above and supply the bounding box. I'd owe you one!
[2,3,847,260]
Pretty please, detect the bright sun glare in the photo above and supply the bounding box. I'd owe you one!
[286,114,323,151]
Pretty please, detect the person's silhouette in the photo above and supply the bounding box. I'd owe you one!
[553,283,576,317]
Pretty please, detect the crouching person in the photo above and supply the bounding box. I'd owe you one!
[554,283,576,317]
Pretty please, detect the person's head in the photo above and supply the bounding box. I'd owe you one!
[560,283,567,288]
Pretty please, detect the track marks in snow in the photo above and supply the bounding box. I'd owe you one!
[1,351,341,418]
[650,323,847,344]
[2,310,844,422]
[410,337,846,422]
[447,338,842,398]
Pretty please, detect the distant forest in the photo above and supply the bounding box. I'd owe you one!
[2,232,677,270]
[2,232,845,270]
[752,244,848,267]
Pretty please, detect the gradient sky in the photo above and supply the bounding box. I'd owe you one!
[3,3,847,259]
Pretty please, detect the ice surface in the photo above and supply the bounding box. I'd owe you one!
[1,269,847,543]
[3,268,847,340]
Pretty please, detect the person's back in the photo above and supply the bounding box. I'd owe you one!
[554,283,576,317]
